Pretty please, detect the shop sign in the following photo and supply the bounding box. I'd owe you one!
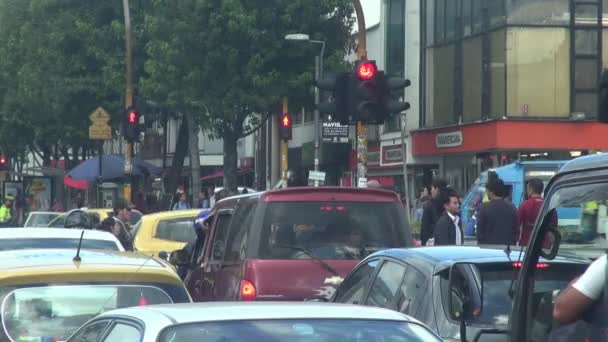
[368,151,380,166]
[381,144,404,165]
[436,131,463,148]
[322,121,349,143]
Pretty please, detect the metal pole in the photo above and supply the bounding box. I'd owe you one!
[353,0,368,188]
[400,114,411,222]
[122,0,133,202]
[313,55,320,187]
[281,97,289,186]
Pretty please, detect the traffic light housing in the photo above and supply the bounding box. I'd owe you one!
[123,108,141,142]
[0,156,8,170]
[316,72,349,124]
[350,60,381,123]
[381,74,411,116]
[279,113,292,141]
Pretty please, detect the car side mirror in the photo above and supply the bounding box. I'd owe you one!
[539,227,561,260]
[169,248,190,266]
[472,328,509,342]
[158,251,169,261]
[448,262,483,322]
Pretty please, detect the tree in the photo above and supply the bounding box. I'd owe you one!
[0,0,126,167]
[142,0,354,192]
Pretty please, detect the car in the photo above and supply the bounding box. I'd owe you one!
[23,211,62,227]
[47,207,143,228]
[332,246,590,342]
[178,187,414,302]
[0,227,125,251]
[66,302,442,342]
[132,209,201,256]
[0,248,191,341]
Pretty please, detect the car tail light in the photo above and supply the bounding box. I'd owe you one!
[240,280,256,301]
[512,262,550,269]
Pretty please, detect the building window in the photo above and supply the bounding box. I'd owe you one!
[490,29,506,118]
[427,0,435,46]
[433,44,456,125]
[384,0,405,133]
[463,0,472,36]
[506,0,569,26]
[506,28,570,117]
[462,37,482,122]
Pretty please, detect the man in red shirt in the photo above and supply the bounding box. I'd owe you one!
[517,178,545,246]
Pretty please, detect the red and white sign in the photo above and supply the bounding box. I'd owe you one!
[381,144,404,165]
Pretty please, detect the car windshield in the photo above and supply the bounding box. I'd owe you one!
[0,238,119,251]
[259,202,406,260]
[24,214,60,228]
[545,181,608,259]
[159,319,441,342]
[440,262,588,326]
[155,218,197,243]
[1,285,173,342]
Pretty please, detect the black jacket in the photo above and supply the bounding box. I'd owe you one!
[476,198,518,245]
[421,199,442,245]
[434,212,463,246]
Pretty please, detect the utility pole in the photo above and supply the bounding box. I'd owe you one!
[353,0,368,188]
[122,0,134,202]
[400,113,411,222]
[313,55,321,187]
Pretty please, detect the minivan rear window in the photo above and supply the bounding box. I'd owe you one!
[259,202,406,260]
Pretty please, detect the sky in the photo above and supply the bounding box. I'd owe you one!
[358,0,381,29]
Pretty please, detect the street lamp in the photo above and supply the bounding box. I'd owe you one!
[285,33,326,186]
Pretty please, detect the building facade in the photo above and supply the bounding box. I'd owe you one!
[410,0,608,194]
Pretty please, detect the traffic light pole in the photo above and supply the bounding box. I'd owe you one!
[123,0,133,202]
[313,55,320,187]
[281,97,289,186]
[353,0,368,188]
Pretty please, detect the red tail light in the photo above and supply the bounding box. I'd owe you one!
[512,262,549,269]
[240,280,256,301]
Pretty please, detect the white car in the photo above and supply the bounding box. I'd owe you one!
[24,211,62,227]
[0,228,125,251]
[67,302,442,342]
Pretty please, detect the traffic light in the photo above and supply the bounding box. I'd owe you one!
[316,72,349,124]
[123,108,141,142]
[349,60,382,124]
[279,113,292,141]
[0,155,8,170]
[378,73,411,120]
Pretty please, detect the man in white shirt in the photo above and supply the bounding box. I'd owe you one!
[553,254,605,323]
[432,187,463,246]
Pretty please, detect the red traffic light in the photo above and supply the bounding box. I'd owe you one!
[357,61,377,80]
[281,113,292,127]
[0,157,6,165]
[128,111,137,124]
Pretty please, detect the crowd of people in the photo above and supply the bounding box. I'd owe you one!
[419,172,547,247]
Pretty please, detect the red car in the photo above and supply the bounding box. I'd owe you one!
[180,187,414,302]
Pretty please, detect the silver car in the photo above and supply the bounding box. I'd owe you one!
[66,302,442,342]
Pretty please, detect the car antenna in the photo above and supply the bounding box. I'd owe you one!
[73,230,85,262]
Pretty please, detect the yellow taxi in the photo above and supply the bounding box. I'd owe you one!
[0,248,191,341]
[132,209,201,256]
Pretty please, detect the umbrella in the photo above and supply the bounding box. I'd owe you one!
[64,155,161,189]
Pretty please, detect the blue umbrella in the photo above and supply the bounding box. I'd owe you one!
[66,154,161,181]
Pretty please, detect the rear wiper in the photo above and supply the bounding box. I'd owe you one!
[276,244,339,276]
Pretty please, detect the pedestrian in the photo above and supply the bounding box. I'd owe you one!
[208,186,217,208]
[0,195,14,227]
[198,191,210,209]
[476,177,518,245]
[173,193,191,210]
[135,192,145,213]
[517,178,545,246]
[432,187,463,246]
[415,187,430,223]
[421,179,447,246]
[111,200,133,250]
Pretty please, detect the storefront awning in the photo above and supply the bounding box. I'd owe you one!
[412,120,608,156]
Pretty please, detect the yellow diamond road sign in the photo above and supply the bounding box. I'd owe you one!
[89,107,112,140]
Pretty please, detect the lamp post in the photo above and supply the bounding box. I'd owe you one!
[285,34,325,186]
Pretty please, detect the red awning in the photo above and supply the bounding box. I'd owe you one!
[201,167,253,181]
[411,120,608,156]
[64,175,88,190]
